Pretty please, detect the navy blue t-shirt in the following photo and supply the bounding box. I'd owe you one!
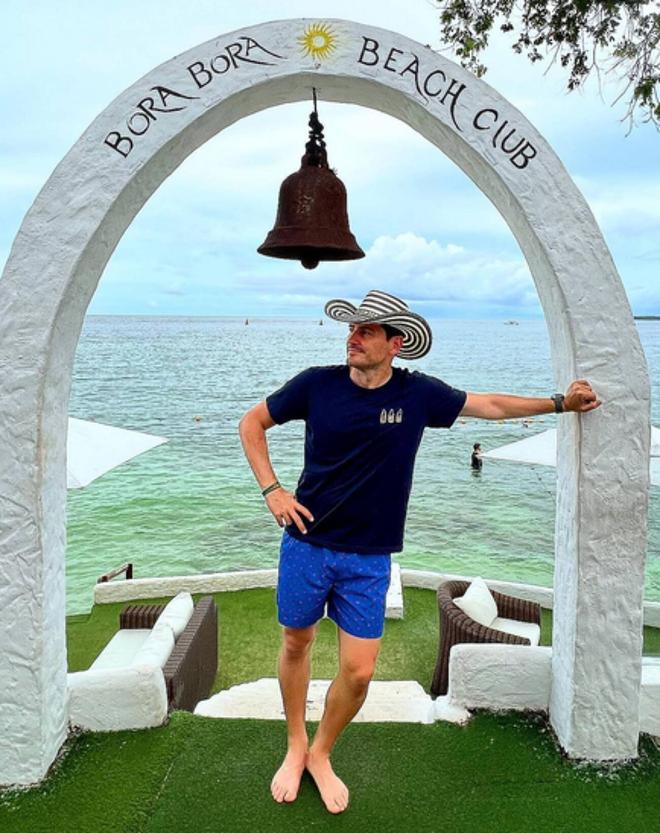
[266,365,466,554]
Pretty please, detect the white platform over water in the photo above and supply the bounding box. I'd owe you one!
[92,566,660,628]
[195,678,444,724]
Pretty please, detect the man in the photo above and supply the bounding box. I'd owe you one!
[238,289,600,814]
[471,442,483,470]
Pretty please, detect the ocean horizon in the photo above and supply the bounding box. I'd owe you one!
[66,315,660,614]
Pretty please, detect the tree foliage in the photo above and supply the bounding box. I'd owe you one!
[435,1,660,130]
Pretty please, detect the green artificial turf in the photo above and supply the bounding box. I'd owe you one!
[4,588,660,832]
[213,585,445,691]
[2,712,660,833]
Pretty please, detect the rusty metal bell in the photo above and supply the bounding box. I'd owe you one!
[258,99,364,270]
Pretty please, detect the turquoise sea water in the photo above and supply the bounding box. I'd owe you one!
[66,316,660,614]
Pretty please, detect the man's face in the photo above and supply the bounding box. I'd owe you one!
[346,323,401,369]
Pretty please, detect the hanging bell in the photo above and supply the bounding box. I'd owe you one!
[258,93,365,270]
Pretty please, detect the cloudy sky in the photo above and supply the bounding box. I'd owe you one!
[2,1,658,319]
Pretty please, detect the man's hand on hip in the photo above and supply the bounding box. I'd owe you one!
[266,488,314,534]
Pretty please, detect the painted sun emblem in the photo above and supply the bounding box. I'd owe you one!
[298,23,337,60]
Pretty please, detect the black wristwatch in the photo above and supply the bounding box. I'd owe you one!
[551,393,565,413]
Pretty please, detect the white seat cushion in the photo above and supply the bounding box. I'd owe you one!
[131,621,175,669]
[90,629,151,670]
[156,591,194,638]
[491,616,540,646]
[453,577,498,627]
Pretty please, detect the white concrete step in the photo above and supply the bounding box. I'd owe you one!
[194,678,435,723]
[386,561,403,619]
[433,695,471,725]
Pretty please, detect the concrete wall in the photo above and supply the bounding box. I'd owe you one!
[96,568,660,627]
[448,645,552,712]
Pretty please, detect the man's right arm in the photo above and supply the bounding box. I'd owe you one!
[238,401,314,534]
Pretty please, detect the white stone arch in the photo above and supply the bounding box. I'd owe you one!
[0,19,650,784]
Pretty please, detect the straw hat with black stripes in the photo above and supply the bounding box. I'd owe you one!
[324,289,432,360]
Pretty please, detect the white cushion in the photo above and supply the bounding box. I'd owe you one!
[131,621,175,668]
[90,629,151,670]
[490,616,540,646]
[156,591,194,638]
[453,578,498,627]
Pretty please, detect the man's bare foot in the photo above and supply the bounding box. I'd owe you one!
[305,749,349,814]
[271,749,307,803]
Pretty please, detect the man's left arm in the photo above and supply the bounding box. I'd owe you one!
[460,379,602,420]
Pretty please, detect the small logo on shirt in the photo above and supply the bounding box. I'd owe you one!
[380,408,403,424]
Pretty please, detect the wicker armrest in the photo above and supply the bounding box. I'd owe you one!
[163,596,218,712]
[493,590,541,625]
[119,603,166,629]
[117,596,218,711]
[438,580,470,608]
[443,599,531,646]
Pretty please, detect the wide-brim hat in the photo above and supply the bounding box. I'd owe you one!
[324,289,432,360]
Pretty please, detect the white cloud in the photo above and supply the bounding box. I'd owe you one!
[574,175,660,236]
[231,232,537,309]
[0,167,46,192]
[368,233,464,264]
[161,283,187,296]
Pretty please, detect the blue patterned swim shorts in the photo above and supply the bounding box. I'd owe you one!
[277,531,391,639]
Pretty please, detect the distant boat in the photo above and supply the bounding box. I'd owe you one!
[504,320,519,325]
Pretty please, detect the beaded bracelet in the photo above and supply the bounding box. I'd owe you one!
[261,480,282,498]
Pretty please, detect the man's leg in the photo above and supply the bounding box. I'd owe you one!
[271,624,317,803]
[306,629,382,813]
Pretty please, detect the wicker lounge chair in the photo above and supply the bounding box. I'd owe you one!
[430,580,541,697]
[120,595,218,711]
